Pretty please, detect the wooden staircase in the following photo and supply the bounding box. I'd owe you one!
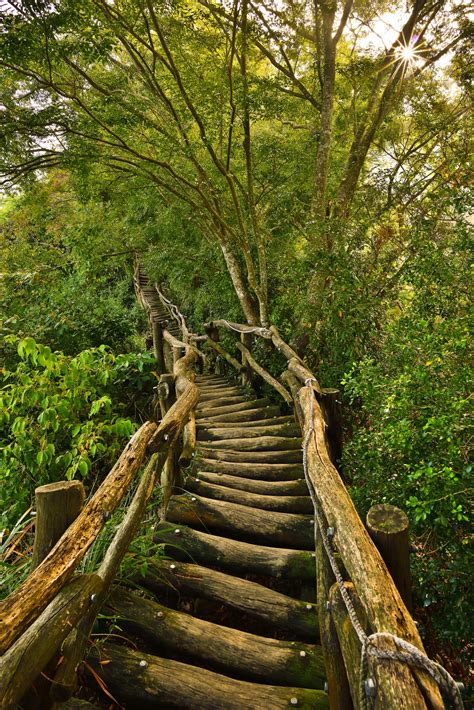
[88,373,329,709]
[136,265,182,339]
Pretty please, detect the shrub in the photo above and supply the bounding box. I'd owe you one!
[0,337,155,529]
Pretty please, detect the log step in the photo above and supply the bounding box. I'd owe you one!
[199,448,303,463]
[197,405,282,423]
[196,398,272,416]
[196,470,309,496]
[196,395,257,409]
[140,560,318,640]
[153,521,315,580]
[105,588,325,688]
[87,644,329,710]
[197,423,300,440]
[166,494,314,549]
[204,436,301,452]
[186,477,313,514]
[197,415,295,429]
[198,458,304,479]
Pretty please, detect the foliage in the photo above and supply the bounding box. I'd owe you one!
[0,336,155,528]
[0,174,146,359]
[341,210,472,658]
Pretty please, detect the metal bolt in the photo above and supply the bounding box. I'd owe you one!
[290,698,298,706]
[90,594,97,603]
[139,660,147,668]
[195,477,199,481]
[311,552,316,558]
[309,519,314,525]
[327,526,335,540]
[164,434,169,441]
[174,529,181,535]
[191,496,197,502]
[305,604,312,611]
[170,564,176,570]
[364,678,376,698]
[299,651,306,658]
[324,682,329,693]
[325,601,331,612]
[157,611,164,618]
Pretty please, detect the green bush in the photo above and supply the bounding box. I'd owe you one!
[342,315,471,658]
[0,337,155,529]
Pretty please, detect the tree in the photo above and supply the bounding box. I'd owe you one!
[0,0,470,323]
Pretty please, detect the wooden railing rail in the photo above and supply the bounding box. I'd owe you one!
[0,311,200,707]
[200,317,443,709]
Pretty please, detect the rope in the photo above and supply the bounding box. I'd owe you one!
[220,319,271,336]
[301,381,463,710]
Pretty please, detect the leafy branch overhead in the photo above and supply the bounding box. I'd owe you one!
[0,0,470,325]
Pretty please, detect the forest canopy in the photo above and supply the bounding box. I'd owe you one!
[0,0,472,672]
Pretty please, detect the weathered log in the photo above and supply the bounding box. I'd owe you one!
[198,447,302,463]
[197,404,281,423]
[106,587,325,688]
[206,320,272,338]
[0,574,101,709]
[151,318,165,373]
[186,477,313,514]
[289,358,322,394]
[329,582,369,709]
[86,643,328,710]
[196,470,308,496]
[366,504,412,612]
[31,481,85,571]
[179,411,197,468]
[198,422,300,440]
[197,394,251,409]
[298,386,442,708]
[240,331,255,386]
[235,342,293,403]
[166,494,314,549]
[50,453,164,702]
[0,420,157,653]
[196,396,271,415]
[204,435,301,452]
[205,336,243,372]
[156,373,176,418]
[199,386,245,398]
[316,525,352,710]
[321,388,343,466]
[140,560,318,640]
[197,415,295,429]
[154,521,315,580]
[269,325,304,363]
[198,458,303,479]
[147,382,199,453]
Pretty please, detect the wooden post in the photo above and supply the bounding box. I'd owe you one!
[31,481,85,571]
[321,388,343,467]
[157,373,176,418]
[366,505,412,612]
[329,582,369,709]
[152,318,165,373]
[240,332,253,387]
[205,322,220,374]
[316,529,353,709]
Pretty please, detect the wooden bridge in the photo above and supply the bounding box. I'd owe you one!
[0,264,461,709]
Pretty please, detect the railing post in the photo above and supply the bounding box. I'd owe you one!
[31,481,85,571]
[316,524,353,709]
[321,388,343,468]
[205,322,220,374]
[366,504,412,612]
[152,318,166,374]
[240,332,254,387]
